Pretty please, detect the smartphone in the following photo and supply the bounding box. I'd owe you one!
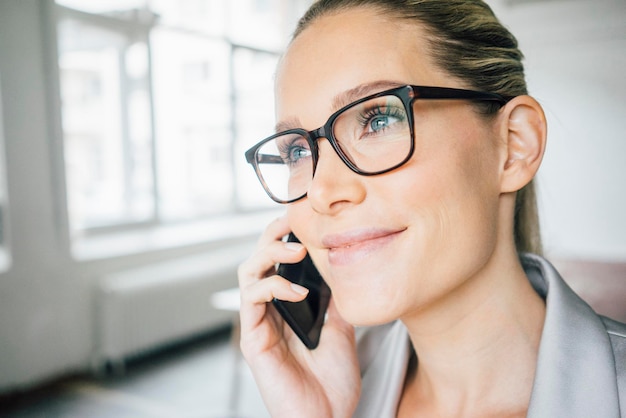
[274,233,331,349]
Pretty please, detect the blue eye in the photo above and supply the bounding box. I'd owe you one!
[358,105,407,137]
[289,146,311,163]
[369,114,399,133]
[277,135,312,166]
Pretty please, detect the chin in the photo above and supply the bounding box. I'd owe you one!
[323,265,407,326]
[333,293,400,327]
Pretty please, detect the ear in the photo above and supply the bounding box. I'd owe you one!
[498,95,547,193]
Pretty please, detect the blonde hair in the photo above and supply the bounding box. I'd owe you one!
[294,0,542,255]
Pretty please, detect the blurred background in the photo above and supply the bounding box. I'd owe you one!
[0,0,624,416]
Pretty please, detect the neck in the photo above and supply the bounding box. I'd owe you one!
[399,248,546,417]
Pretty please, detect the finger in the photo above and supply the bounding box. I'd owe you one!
[256,214,291,248]
[244,274,309,304]
[239,274,309,330]
[238,239,306,287]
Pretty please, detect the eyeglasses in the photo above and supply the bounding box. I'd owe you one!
[245,84,510,204]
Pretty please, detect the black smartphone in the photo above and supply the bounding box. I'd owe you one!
[274,233,331,349]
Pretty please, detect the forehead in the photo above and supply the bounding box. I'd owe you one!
[275,7,444,129]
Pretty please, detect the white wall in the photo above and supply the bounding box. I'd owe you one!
[490,0,626,261]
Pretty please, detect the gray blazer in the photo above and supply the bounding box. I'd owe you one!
[354,254,626,417]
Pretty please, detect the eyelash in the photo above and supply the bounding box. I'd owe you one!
[277,137,310,166]
[356,105,406,129]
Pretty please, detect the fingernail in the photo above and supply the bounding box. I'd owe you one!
[291,283,309,295]
[284,242,303,252]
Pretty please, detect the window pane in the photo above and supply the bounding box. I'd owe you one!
[233,48,280,209]
[150,0,228,36]
[58,18,155,232]
[228,0,295,51]
[151,29,233,221]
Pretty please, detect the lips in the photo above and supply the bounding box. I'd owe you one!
[323,228,405,266]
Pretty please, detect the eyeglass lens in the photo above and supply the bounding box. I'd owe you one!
[253,94,412,202]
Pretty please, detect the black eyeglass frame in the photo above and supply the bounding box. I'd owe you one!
[245,84,512,204]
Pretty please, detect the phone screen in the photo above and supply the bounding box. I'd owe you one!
[274,233,331,349]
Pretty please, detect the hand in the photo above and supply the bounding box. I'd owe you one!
[238,216,361,418]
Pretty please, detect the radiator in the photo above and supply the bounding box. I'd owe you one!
[94,245,250,373]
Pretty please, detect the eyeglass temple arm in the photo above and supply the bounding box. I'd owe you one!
[415,86,510,105]
[251,153,285,165]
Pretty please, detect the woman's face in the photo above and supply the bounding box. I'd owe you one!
[278,8,505,325]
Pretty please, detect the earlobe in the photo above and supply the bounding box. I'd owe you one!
[500,96,547,193]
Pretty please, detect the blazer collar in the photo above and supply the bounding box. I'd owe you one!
[523,254,621,418]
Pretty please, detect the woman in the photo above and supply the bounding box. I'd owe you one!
[238,1,626,417]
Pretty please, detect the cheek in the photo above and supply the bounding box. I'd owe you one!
[286,203,311,243]
[412,130,502,271]
[413,112,501,220]
[418,131,500,239]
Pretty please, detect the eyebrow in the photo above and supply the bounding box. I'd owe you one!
[274,80,405,134]
[275,117,301,134]
[331,80,405,112]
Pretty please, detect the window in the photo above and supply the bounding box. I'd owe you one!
[54,0,310,237]
[57,15,155,231]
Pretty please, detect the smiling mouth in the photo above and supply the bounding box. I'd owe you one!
[324,228,405,265]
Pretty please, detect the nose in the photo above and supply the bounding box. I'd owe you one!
[306,139,366,214]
